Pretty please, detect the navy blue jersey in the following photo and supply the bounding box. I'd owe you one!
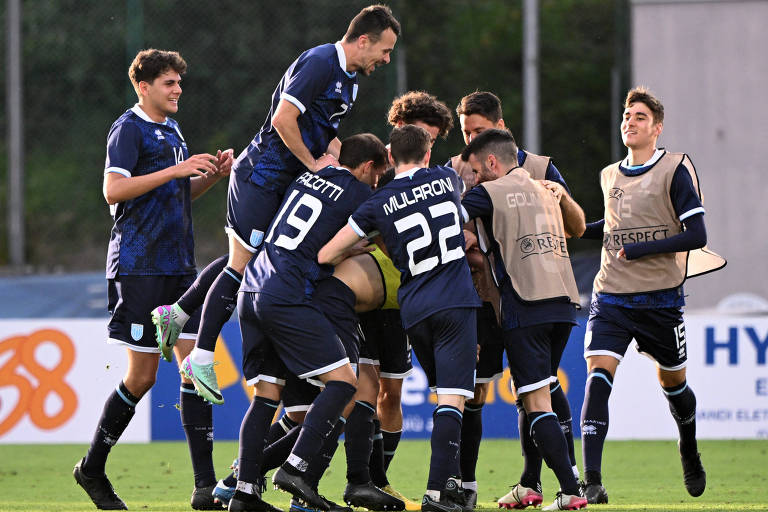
[241,166,371,302]
[597,151,704,309]
[350,166,481,328]
[233,42,358,193]
[462,186,579,330]
[105,105,193,278]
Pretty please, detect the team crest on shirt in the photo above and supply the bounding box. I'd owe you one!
[131,323,144,341]
[335,81,343,94]
[154,129,165,141]
[250,229,265,248]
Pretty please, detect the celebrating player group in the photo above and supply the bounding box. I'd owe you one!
[74,3,722,512]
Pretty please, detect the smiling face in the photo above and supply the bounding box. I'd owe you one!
[356,28,397,76]
[140,69,182,120]
[621,101,662,151]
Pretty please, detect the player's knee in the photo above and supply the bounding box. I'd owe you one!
[125,374,155,397]
[467,382,489,406]
[286,411,306,424]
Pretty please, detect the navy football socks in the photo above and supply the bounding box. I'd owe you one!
[177,254,228,315]
[262,425,301,474]
[516,399,542,491]
[369,419,390,487]
[550,380,577,469]
[427,405,463,492]
[529,411,580,496]
[345,401,376,484]
[306,417,345,488]
[459,402,483,483]
[663,380,698,456]
[196,266,242,352]
[581,367,614,483]
[238,396,280,486]
[82,381,140,476]
[283,380,356,473]
[266,414,299,445]
[180,382,216,488]
[382,429,402,470]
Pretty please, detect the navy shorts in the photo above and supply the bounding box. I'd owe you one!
[504,322,573,394]
[107,274,201,353]
[225,169,284,252]
[238,292,349,380]
[585,300,687,371]
[476,302,504,383]
[406,308,477,398]
[359,309,413,378]
[313,277,361,365]
[243,346,321,412]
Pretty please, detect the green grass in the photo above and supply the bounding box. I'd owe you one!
[0,440,766,511]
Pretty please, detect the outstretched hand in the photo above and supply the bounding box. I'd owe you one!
[174,153,218,178]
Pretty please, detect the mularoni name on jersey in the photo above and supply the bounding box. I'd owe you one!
[383,177,455,216]
[602,224,671,250]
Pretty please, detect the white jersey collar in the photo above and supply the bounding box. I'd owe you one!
[622,148,664,169]
[335,41,356,78]
[131,104,168,125]
[394,167,422,180]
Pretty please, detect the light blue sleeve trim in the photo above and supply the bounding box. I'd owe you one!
[280,93,306,114]
[679,207,705,222]
[105,167,131,178]
[224,268,242,283]
[348,216,367,237]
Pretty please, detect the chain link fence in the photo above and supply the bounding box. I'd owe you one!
[0,0,622,271]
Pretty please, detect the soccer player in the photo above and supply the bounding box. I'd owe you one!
[359,91,453,509]
[447,91,584,507]
[460,129,587,511]
[319,125,481,512]
[229,133,386,512]
[151,5,401,405]
[579,86,712,504]
[73,49,233,511]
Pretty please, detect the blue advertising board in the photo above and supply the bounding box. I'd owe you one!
[152,317,589,440]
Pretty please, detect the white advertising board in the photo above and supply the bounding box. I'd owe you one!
[608,314,768,439]
[0,320,150,443]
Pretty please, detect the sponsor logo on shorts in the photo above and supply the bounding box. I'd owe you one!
[131,323,143,341]
[582,424,597,435]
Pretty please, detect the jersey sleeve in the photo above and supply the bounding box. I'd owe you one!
[105,121,141,177]
[544,161,571,195]
[461,186,493,220]
[670,164,705,221]
[281,53,333,114]
[349,195,380,238]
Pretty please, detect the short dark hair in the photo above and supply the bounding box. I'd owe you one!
[455,91,503,123]
[625,86,664,124]
[377,167,396,188]
[387,91,453,138]
[389,125,431,166]
[343,4,401,43]
[338,133,388,170]
[129,49,187,93]
[460,128,519,166]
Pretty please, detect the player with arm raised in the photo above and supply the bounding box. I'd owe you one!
[461,129,586,511]
[320,125,481,512]
[151,5,401,405]
[446,91,585,507]
[230,133,386,512]
[73,49,233,511]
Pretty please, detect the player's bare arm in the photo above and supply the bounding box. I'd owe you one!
[542,179,586,238]
[318,224,367,266]
[103,153,218,205]
[272,99,340,172]
[190,148,234,199]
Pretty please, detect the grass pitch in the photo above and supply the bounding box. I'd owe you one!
[0,440,766,511]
